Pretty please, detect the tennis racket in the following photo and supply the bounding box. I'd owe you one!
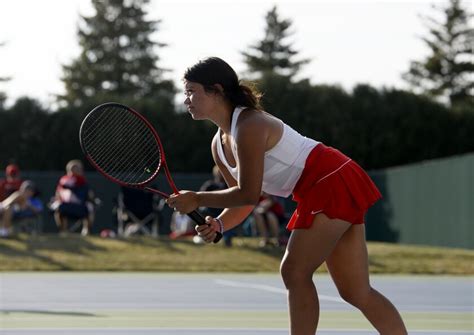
[79,102,222,243]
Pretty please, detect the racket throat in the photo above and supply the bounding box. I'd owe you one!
[144,187,169,198]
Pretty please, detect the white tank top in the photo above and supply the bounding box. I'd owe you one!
[215,106,319,197]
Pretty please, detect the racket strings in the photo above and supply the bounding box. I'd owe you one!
[81,105,161,185]
[87,111,159,183]
[84,107,141,174]
[98,109,161,182]
[98,108,157,181]
[83,107,141,177]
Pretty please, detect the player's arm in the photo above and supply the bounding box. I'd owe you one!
[193,113,267,208]
[210,133,255,231]
[196,133,255,241]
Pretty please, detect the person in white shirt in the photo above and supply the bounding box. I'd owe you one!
[166,57,407,335]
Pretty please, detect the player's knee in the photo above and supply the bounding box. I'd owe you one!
[280,259,311,289]
[338,287,371,309]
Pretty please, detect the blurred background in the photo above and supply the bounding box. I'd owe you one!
[0,0,472,249]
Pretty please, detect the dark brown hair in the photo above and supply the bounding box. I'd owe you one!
[184,57,262,110]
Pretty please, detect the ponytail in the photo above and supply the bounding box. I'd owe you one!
[226,82,263,110]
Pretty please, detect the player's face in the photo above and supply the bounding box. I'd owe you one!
[183,81,216,120]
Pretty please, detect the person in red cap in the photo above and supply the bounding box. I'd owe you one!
[0,164,23,202]
[0,180,43,237]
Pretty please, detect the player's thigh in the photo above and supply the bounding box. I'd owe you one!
[325,224,371,297]
[282,213,351,275]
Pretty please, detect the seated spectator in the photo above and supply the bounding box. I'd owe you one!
[50,160,95,236]
[117,186,163,237]
[0,164,23,202]
[253,192,286,247]
[0,180,43,237]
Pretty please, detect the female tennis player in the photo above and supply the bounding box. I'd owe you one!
[167,57,407,335]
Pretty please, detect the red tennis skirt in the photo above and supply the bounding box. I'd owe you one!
[287,143,381,230]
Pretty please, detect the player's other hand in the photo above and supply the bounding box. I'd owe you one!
[195,216,219,243]
[166,191,198,214]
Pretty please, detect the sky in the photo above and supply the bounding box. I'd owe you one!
[0,0,456,109]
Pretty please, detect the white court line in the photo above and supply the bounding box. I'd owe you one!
[214,279,346,303]
[2,328,473,334]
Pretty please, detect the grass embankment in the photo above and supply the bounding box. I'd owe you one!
[0,234,472,274]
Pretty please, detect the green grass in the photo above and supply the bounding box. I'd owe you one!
[0,234,472,274]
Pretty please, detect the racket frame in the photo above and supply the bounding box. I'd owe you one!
[79,102,177,198]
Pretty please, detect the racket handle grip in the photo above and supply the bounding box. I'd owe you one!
[187,210,223,243]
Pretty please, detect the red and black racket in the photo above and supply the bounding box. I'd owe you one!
[79,102,222,243]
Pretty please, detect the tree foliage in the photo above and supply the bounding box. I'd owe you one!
[0,98,84,170]
[242,6,310,80]
[403,0,473,110]
[59,0,174,109]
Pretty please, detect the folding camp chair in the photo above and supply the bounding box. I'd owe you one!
[116,187,164,238]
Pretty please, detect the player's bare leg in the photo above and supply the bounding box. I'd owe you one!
[280,213,351,335]
[326,224,407,334]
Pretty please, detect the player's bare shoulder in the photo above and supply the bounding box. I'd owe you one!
[235,108,283,151]
[235,108,273,131]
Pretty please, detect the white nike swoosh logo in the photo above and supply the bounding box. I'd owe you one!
[311,210,323,215]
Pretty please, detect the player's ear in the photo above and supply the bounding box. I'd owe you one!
[212,84,225,96]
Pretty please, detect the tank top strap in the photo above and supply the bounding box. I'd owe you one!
[230,106,245,141]
[214,106,246,179]
[215,129,236,172]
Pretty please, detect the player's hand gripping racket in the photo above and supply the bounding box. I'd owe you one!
[79,102,222,243]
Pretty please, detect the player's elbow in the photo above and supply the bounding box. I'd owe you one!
[240,191,261,206]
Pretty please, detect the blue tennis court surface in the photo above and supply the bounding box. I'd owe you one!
[0,273,472,334]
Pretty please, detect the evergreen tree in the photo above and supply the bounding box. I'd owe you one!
[403,0,473,110]
[59,0,174,108]
[0,98,50,169]
[242,6,309,80]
